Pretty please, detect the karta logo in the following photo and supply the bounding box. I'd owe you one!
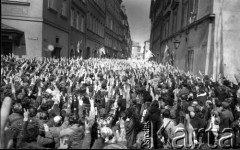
[142,121,152,148]
[172,128,236,149]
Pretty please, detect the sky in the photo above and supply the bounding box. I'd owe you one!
[123,0,151,50]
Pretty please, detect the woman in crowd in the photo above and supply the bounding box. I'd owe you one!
[0,54,240,149]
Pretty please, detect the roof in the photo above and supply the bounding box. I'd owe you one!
[1,23,24,34]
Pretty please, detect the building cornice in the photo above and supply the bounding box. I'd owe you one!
[2,16,43,22]
[2,0,30,6]
[159,14,215,44]
[43,19,70,33]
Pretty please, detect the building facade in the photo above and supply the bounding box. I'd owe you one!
[69,0,87,58]
[85,0,105,59]
[104,0,123,58]
[120,5,132,58]
[131,41,143,60]
[149,0,240,83]
[2,0,70,58]
[1,0,132,59]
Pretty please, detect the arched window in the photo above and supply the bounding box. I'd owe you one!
[70,49,74,58]
[86,47,91,59]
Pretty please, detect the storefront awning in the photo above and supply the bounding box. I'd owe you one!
[1,23,24,34]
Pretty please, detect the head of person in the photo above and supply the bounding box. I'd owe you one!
[162,109,170,119]
[68,113,79,125]
[39,111,48,121]
[150,100,159,109]
[12,103,23,114]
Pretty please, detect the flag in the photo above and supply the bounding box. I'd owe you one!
[77,40,82,53]
[99,47,105,55]
[162,44,169,64]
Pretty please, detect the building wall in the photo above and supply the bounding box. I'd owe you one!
[2,0,43,57]
[131,46,143,60]
[2,0,131,59]
[42,23,69,58]
[213,0,240,83]
[2,0,43,19]
[150,0,215,75]
[69,0,87,58]
[2,19,43,57]
[86,0,105,58]
[150,0,240,82]
[42,0,70,33]
[104,0,123,58]
[131,41,143,60]
[144,40,152,61]
[42,0,70,58]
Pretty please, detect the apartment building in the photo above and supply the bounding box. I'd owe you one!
[149,0,240,83]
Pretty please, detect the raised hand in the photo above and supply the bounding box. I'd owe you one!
[59,137,68,149]
[104,95,109,103]
[150,86,155,100]
[86,86,90,95]
[23,109,29,121]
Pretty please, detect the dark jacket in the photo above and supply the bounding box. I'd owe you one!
[81,132,91,149]
[145,100,161,122]
[9,113,23,126]
[37,132,55,148]
[219,109,234,132]
[125,118,137,148]
[91,137,105,149]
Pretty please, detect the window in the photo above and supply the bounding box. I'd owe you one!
[93,18,95,32]
[100,24,103,37]
[81,15,85,32]
[48,0,57,11]
[87,13,90,29]
[165,18,169,38]
[162,23,165,39]
[71,8,75,27]
[187,50,194,72]
[76,12,80,30]
[182,1,189,28]
[61,0,67,17]
[106,15,109,27]
[188,0,198,24]
[172,8,178,34]
[90,15,93,31]
[96,21,99,35]
[110,19,113,30]
[137,48,141,52]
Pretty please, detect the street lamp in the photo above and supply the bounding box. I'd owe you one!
[173,40,180,50]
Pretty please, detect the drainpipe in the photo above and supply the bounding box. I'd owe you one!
[205,22,213,75]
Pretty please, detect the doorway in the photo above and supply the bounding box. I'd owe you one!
[86,47,90,59]
[52,47,61,59]
[1,42,13,55]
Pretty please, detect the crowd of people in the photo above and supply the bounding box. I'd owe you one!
[0,54,240,149]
